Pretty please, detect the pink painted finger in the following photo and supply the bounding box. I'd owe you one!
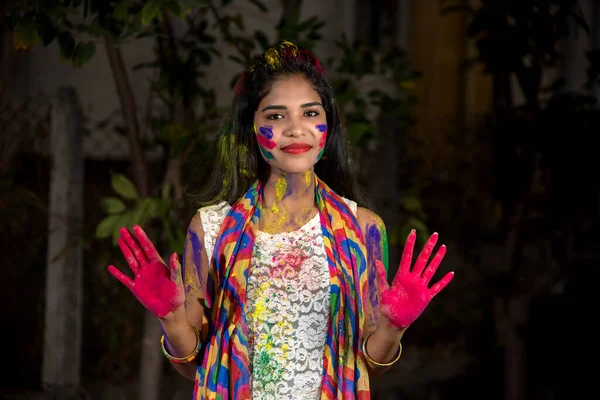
[108,265,134,289]
[169,252,182,285]
[133,225,162,263]
[375,260,390,292]
[411,232,439,277]
[120,226,148,264]
[395,230,416,283]
[118,237,139,274]
[421,245,447,285]
[429,271,455,297]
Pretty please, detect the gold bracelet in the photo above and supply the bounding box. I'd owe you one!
[361,332,402,367]
[160,327,201,364]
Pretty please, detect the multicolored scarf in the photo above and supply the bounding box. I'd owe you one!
[194,176,370,399]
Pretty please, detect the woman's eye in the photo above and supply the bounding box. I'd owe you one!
[267,114,283,120]
[304,110,320,117]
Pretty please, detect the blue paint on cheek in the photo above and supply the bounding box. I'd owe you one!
[188,230,205,288]
[259,126,274,138]
[316,124,327,133]
[366,225,382,308]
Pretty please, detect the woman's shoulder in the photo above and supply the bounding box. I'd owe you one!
[355,206,386,233]
[197,201,231,217]
[186,201,230,237]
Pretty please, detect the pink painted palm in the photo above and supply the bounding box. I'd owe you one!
[376,230,454,330]
[108,225,184,319]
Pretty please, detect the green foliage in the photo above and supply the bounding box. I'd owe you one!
[329,36,420,146]
[96,173,170,245]
[441,0,589,105]
[3,0,205,67]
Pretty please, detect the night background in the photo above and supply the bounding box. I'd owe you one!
[0,0,596,399]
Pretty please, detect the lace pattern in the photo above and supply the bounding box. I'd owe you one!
[197,198,358,400]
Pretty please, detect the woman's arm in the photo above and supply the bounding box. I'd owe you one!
[160,213,210,381]
[357,208,406,378]
[357,208,454,379]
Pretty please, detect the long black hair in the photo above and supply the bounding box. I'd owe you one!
[190,41,370,208]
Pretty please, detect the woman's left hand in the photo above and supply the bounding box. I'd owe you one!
[376,230,454,331]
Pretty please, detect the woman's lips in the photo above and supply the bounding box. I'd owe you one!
[280,143,313,154]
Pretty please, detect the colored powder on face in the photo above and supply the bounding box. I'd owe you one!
[256,125,276,160]
[259,125,274,139]
[259,146,275,161]
[316,124,327,161]
[188,230,204,288]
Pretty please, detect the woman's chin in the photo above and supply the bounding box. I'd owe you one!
[270,158,317,175]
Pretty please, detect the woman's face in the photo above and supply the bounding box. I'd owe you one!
[253,75,327,174]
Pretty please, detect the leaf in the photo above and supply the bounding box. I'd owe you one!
[100,197,127,214]
[35,12,58,45]
[248,0,267,12]
[253,30,270,51]
[111,173,138,200]
[161,183,172,200]
[400,195,423,213]
[131,198,152,226]
[13,18,40,50]
[71,41,96,67]
[141,0,161,26]
[57,31,76,59]
[96,215,123,239]
[146,198,169,218]
[113,0,130,21]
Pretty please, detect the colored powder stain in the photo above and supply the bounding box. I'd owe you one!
[189,230,205,288]
[316,125,327,161]
[366,225,383,309]
[304,170,311,187]
[317,147,325,162]
[253,346,283,392]
[264,50,281,68]
[259,125,274,139]
[259,145,275,161]
[257,133,276,150]
[275,176,287,201]
[182,235,190,291]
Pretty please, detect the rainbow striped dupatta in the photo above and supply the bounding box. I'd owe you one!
[194,176,370,399]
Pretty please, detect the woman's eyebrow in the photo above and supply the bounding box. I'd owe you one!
[261,105,286,112]
[260,102,322,112]
[301,102,323,108]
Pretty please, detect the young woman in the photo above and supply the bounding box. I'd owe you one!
[108,41,454,400]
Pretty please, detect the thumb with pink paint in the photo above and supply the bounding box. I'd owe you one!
[376,230,455,331]
[107,225,185,320]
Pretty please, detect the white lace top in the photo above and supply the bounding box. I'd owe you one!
[199,199,357,400]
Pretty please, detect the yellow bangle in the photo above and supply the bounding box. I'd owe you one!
[160,327,201,364]
[361,332,402,367]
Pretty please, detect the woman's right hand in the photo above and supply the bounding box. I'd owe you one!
[108,225,185,320]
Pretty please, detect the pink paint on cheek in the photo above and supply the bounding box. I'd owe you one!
[319,130,327,149]
[257,134,276,149]
[256,125,277,150]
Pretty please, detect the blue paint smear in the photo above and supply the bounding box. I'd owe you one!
[316,123,327,132]
[365,225,382,309]
[188,229,205,288]
[182,234,191,292]
[259,125,274,138]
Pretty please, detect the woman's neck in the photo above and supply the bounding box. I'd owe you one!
[260,169,318,233]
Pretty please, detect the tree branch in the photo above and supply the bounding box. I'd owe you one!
[103,36,149,196]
